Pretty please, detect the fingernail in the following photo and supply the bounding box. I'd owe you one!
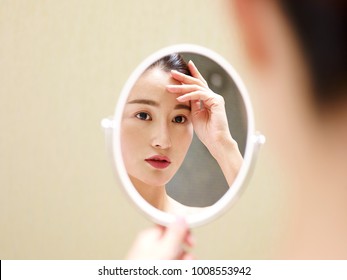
[176,96,185,101]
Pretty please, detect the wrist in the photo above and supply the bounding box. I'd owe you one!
[210,133,237,158]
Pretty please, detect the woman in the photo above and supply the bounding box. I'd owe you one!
[121,53,243,215]
[128,0,347,259]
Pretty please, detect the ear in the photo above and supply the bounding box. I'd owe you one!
[232,0,277,68]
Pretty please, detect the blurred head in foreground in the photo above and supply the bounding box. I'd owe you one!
[231,0,347,258]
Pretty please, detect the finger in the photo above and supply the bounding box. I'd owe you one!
[171,69,205,86]
[156,224,167,238]
[184,230,196,247]
[176,90,215,103]
[176,249,195,260]
[188,60,208,85]
[191,99,204,113]
[177,91,221,110]
[167,84,203,94]
[181,252,195,260]
[162,217,191,247]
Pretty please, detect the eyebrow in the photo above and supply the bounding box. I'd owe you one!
[127,99,191,111]
[174,103,191,111]
[127,99,159,106]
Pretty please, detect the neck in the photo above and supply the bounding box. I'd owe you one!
[281,106,347,259]
[283,178,347,259]
[129,176,168,211]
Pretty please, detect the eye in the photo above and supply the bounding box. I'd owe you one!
[172,115,187,124]
[135,112,152,121]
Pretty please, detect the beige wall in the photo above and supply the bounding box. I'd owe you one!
[0,0,288,259]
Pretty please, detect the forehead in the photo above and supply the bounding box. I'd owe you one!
[128,67,181,101]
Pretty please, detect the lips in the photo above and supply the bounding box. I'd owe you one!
[145,155,171,169]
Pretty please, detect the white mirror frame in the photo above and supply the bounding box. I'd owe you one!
[103,44,265,227]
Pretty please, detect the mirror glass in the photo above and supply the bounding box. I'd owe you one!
[105,44,264,227]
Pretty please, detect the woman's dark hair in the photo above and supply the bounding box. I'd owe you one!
[148,53,191,76]
[279,0,347,108]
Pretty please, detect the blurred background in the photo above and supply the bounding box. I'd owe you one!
[0,0,290,259]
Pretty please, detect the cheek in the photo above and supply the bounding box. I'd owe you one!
[172,124,193,157]
[121,119,149,144]
[121,121,148,164]
[121,122,136,150]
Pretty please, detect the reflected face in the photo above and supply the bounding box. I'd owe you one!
[121,67,193,187]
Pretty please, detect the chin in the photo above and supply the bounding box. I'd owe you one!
[129,164,178,187]
[145,172,176,187]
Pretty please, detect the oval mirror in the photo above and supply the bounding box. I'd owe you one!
[102,44,265,227]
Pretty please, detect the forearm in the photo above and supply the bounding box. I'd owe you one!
[211,135,243,187]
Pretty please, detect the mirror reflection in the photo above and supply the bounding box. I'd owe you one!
[121,52,246,215]
[121,53,247,215]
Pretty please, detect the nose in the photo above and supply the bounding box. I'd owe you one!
[151,121,172,150]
